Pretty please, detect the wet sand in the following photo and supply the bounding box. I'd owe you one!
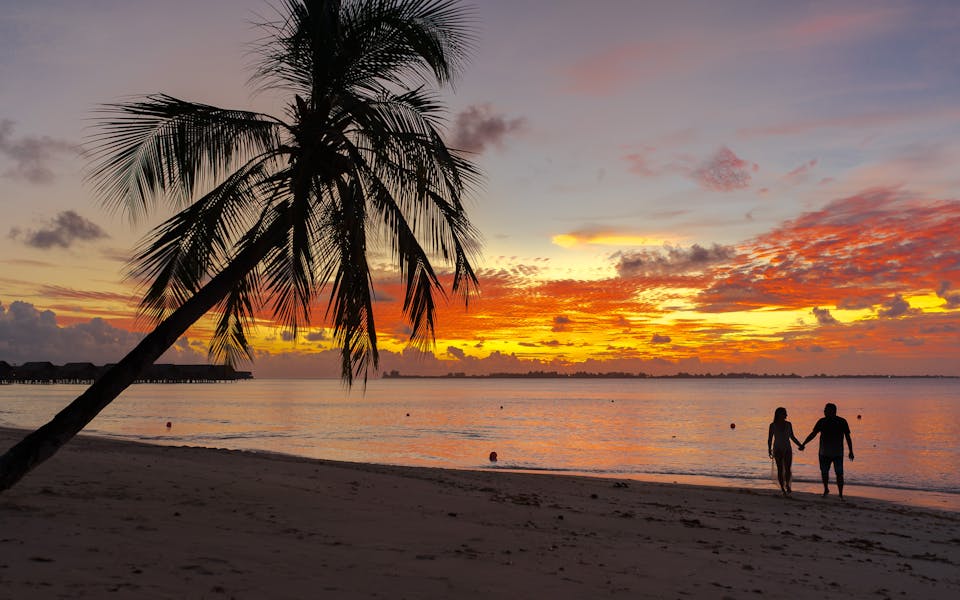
[1,427,958,599]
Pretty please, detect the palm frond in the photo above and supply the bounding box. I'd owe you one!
[261,179,324,336]
[327,84,482,335]
[251,0,474,99]
[339,0,475,90]
[249,0,322,96]
[87,94,282,221]
[373,183,443,347]
[209,269,261,365]
[127,158,283,323]
[317,177,379,384]
[425,189,480,304]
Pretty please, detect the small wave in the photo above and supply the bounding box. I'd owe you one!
[414,428,492,440]
[212,431,297,441]
[122,430,298,443]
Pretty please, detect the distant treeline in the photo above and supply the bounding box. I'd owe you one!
[0,361,253,384]
[382,370,956,380]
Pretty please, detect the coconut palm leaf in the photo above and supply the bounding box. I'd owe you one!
[87,95,282,220]
[209,268,260,365]
[128,159,283,322]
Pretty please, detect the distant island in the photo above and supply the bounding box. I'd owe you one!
[0,361,253,384]
[382,370,957,380]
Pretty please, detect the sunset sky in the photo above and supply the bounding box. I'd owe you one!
[1,0,959,377]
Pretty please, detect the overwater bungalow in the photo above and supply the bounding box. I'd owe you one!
[0,363,252,384]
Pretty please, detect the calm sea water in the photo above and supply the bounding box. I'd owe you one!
[1,378,957,508]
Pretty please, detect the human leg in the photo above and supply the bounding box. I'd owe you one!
[773,450,787,494]
[835,456,845,498]
[783,451,793,494]
[818,455,831,496]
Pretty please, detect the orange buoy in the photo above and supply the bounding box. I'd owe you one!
[489,451,498,462]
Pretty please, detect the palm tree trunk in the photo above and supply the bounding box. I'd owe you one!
[0,225,280,492]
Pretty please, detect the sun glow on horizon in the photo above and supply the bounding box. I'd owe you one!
[551,232,683,248]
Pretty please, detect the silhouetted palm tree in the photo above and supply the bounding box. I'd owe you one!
[0,0,480,491]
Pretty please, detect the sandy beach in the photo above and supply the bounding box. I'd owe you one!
[1,427,957,599]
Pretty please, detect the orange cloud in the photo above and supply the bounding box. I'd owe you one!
[7,185,958,377]
[698,188,960,312]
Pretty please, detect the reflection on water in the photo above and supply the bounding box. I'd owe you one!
[1,378,958,504]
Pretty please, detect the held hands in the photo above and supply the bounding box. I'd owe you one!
[768,450,773,459]
[797,443,805,452]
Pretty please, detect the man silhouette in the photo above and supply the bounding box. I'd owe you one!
[800,403,854,499]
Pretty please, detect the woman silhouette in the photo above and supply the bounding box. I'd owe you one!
[767,407,803,496]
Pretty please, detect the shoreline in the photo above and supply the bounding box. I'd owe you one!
[32,427,960,513]
[2,426,959,598]
[502,468,960,513]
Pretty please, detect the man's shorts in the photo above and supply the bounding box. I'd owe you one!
[819,454,843,476]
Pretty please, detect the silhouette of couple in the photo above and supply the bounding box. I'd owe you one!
[766,403,855,499]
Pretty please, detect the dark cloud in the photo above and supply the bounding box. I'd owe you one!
[650,333,671,344]
[10,211,108,249]
[878,294,911,318]
[450,104,525,153]
[0,300,203,364]
[937,281,960,309]
[920,322,958,334]
[280,330,296,341]
[446,346,465,360]
[551,315,572,332]
[812,307,839,325]
[305,330,327,342]
[892,336,924,346]
[690,146,757,192]
[837,294,888,310]
[615,243,735,278]
[0,119,79,184]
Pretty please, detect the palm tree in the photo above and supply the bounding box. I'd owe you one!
[0,0,480,492]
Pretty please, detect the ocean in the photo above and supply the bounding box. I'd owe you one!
[1,377,958,509]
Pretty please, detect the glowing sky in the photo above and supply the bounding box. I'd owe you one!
[1,0,959,377]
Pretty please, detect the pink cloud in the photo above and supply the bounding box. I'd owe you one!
[562,42,681,95]
[690,147,757,192]
[783,159,817,182]
[623,149,658,177]
[738,107,960,139]
[620,130,702,178]
[777,8,903,46]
